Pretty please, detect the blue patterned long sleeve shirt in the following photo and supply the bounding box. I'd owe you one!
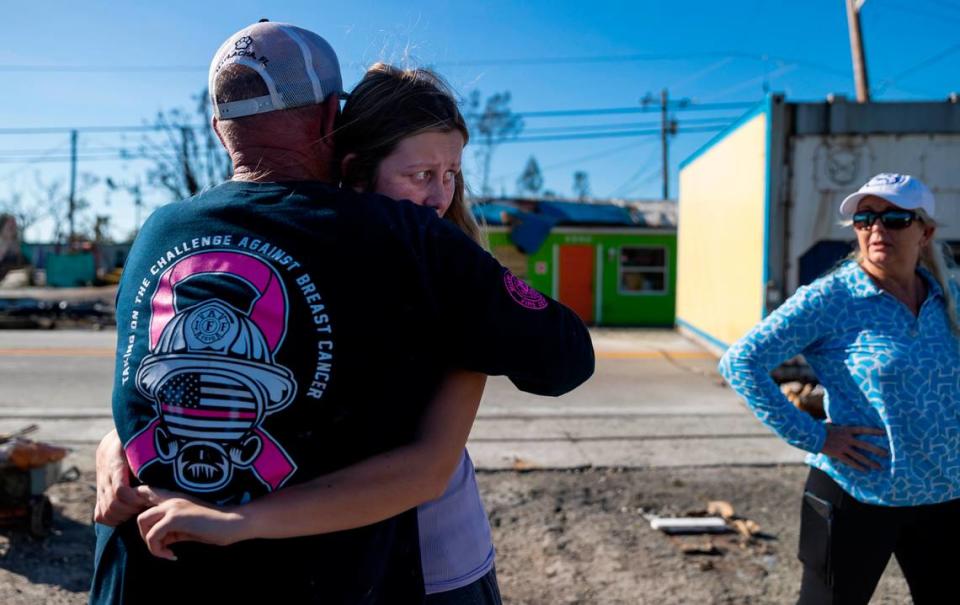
[719,260,960,506]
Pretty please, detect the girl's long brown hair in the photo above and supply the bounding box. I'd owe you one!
[334,63,482,244]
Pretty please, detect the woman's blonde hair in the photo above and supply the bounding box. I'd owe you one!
[915,210,960,336]
[334,63,483,245]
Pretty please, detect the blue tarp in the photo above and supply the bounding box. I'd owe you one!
[509,213,559,254]
[473,200,639,227]
[536,201,637,225]
[472,200,643,254]
[472,203,521,226]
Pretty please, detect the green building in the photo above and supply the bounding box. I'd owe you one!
[478,200,676,326]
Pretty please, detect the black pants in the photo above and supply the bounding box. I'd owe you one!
[797,467,960,605]
[424,567,502,605]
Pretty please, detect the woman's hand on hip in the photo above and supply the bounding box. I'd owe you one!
[819,424,888,471]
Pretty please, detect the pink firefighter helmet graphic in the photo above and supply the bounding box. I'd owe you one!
[126,250,299,493]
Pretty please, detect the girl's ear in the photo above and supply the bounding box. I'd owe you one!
[340,153,368,191]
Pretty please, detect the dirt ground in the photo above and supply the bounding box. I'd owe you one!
[0,465,911,604]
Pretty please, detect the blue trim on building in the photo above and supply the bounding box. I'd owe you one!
[760,95,774,319]
[678,95,773,171]
[676,317,730,352]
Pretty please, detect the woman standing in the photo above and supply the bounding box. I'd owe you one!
[720,173,960,604]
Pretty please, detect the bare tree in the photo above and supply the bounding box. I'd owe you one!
[573,171,591,201]
[105,177,146,239]
[467,91,523,198]
[34,173,97,245]
[517,156,544,197]
[0,190,44,241]
[130,89,231,201]
[90,214,113,244]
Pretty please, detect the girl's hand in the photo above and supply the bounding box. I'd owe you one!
[134,486,247,560]
[820,424,888,471]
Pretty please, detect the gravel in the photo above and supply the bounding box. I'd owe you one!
[0,465,911,604]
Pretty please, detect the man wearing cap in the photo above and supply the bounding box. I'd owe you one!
[719,173,960,603]
[89,21,594,604]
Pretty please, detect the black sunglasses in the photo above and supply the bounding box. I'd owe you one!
[852,209,920,231]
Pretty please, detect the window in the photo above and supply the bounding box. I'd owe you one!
[619,246,667,294]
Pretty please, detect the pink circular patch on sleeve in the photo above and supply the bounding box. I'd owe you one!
[503,270,548,310]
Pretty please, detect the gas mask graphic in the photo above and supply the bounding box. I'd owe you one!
[129,251,299,494]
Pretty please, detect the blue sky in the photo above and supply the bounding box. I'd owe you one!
[3,0,959,240]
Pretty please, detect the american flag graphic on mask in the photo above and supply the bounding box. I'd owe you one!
[156,372,260,441]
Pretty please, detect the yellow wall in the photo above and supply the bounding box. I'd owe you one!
[677,112,768,348]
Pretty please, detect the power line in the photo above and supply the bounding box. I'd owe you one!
[0,64,205,73]
[0,123,732,163]
[485,101,755,119]
[607,145,662,198]
[620,166,666,198]
[0,142,70,183]
[436,51,758,67]
[0,52,946,99]
[491,139,658,183]
[433,51,874,84]
[0,124,205,135]
[874,43,960,95]
[517,116,739,136]
[873,1,960,26]
[0,53,756,73]
[0,103,752,135]
[0,153,154,164]
[502,124,727,144]
[0,145,154,155]
[0,50,869,78]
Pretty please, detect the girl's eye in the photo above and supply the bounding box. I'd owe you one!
[443,170,457,183]
[412,171,429,182]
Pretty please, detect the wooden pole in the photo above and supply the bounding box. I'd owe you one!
[846,0,870,102]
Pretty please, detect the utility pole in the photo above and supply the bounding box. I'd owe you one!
[660,89,669,200]
[642,90,683,200]
[68,129,77,246]
[846,0,870,102]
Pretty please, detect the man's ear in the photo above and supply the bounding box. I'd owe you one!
[212,116,228,150]
[315,94,340,152]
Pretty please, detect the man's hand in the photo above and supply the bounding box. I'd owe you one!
[93,429,150,525]
[820,424,888,471]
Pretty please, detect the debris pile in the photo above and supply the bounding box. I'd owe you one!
[0,426,70,537]
[780,382,826,419]
[647,500,773,560]
[0,297,114,329]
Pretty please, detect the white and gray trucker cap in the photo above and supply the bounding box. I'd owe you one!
[208,20,344,120]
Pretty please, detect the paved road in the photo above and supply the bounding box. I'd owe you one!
[0,329,804,469]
